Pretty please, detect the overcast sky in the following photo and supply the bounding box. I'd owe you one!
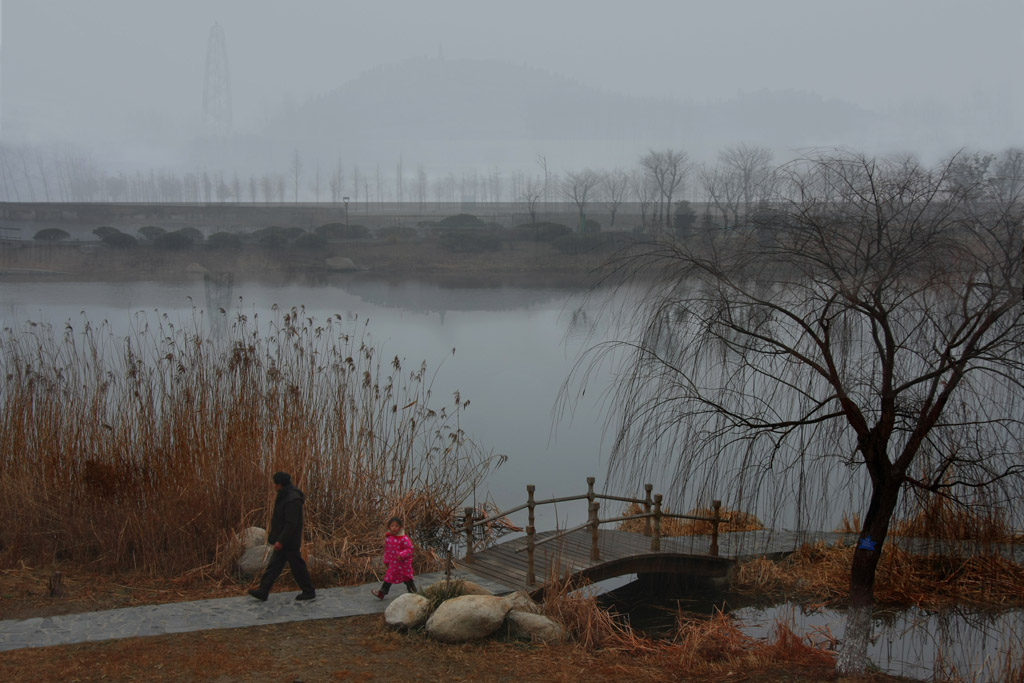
[2,0,1021,159]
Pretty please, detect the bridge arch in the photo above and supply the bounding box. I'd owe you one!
[526,552,736,600]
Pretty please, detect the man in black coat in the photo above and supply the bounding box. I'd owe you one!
[248,471,316,601]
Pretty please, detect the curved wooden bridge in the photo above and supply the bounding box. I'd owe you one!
[455,477,834,598]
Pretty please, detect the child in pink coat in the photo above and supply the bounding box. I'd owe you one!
[371,517,416,599]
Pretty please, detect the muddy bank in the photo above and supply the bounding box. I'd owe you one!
[0,238,616,288]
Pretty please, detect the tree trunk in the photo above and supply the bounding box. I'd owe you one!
[836,479,901,675]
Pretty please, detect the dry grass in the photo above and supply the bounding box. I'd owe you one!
[618,502,764,536]
[668,610,836,675]
[536,571,838,677]
[540,570,644,652]
[0,306,499,581]
[834,513,861,533]
[0,611,894,683]
[892,495,1019,542]
[732,540,1024,610]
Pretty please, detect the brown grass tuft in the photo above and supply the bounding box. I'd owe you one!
[834,512,861,533]
[892,495,1018,542]
[540,571,647,652]
[732,540,1024,610]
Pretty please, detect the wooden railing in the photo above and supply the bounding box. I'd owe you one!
[462,476,729,586]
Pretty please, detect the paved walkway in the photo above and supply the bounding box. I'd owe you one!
[0,571,512,652]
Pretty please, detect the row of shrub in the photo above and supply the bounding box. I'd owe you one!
[31,213,642,254]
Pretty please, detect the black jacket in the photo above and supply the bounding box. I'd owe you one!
[268,484,305,548]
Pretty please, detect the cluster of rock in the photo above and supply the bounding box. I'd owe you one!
[237,527,272,576]
[385,580,566,644]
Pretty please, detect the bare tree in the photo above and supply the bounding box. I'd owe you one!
[536,154,550,216]
[640,149,689,230]
[719,143,775,219]
[601,168,630,227]
[568,150,1024,675]
[628,168,658,230]
[289,149,303,202]
[395,157,404,203]
[416,165,428,210]
[696,162,742,228]
[309,162,321,203]
[517,175,543,224]
[330,159,344,206]
[562,168,603,231]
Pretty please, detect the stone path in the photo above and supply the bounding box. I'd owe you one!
[0,571,513,652]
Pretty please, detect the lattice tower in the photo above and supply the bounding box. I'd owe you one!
[203,22,232,137]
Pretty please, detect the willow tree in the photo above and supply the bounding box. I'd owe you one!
[572,150,1024,674]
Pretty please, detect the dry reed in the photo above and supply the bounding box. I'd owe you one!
[617,502,763,536]
[536,570,835,674]
[732,540,1024,610]
[540,570,646,652]
[892,494,1018,542]
[0,306,499,579]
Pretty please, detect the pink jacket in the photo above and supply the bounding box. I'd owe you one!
[383,532,414,584]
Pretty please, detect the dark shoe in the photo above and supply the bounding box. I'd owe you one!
[295,592,316,601]
[248,589,268,602]
[371,590,385,600]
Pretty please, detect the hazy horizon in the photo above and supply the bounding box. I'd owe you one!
[1,0,1021,177]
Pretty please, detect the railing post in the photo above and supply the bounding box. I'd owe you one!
[589,501,601,561]
[651,494,662,551]
[463,506,475,561]
[526,485,536,585]
[586,476,595,507]
[643,483,653,537]
[710,499,721,556]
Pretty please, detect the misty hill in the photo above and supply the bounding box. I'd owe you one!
[252,57,890,167]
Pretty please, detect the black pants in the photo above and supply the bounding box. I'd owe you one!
[257,545,315,595]
[379,579,416,595]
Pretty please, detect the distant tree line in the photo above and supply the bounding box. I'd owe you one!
[3,143,1021,235]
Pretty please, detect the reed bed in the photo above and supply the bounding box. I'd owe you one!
[539,571,836,674]
[732,541,1024,610]
[617,502,763,536]
[0,305,498,579]
[892,494,1020,542]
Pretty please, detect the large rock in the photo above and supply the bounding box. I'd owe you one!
[238,544,272,576]
[384,593,432,630]
[425,594,511,643]
[237,527,267,550]
[503,590,543,615]
[505,611,567,643]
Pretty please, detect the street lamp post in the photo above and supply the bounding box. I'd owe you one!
[343,196,350,227]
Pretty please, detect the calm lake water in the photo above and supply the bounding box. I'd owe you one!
[3,273,1019,680]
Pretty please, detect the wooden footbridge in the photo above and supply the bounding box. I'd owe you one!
[456,477,856,598]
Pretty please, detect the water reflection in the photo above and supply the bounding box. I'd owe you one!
[737,602,1022,681]
[600,578,1022,681]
